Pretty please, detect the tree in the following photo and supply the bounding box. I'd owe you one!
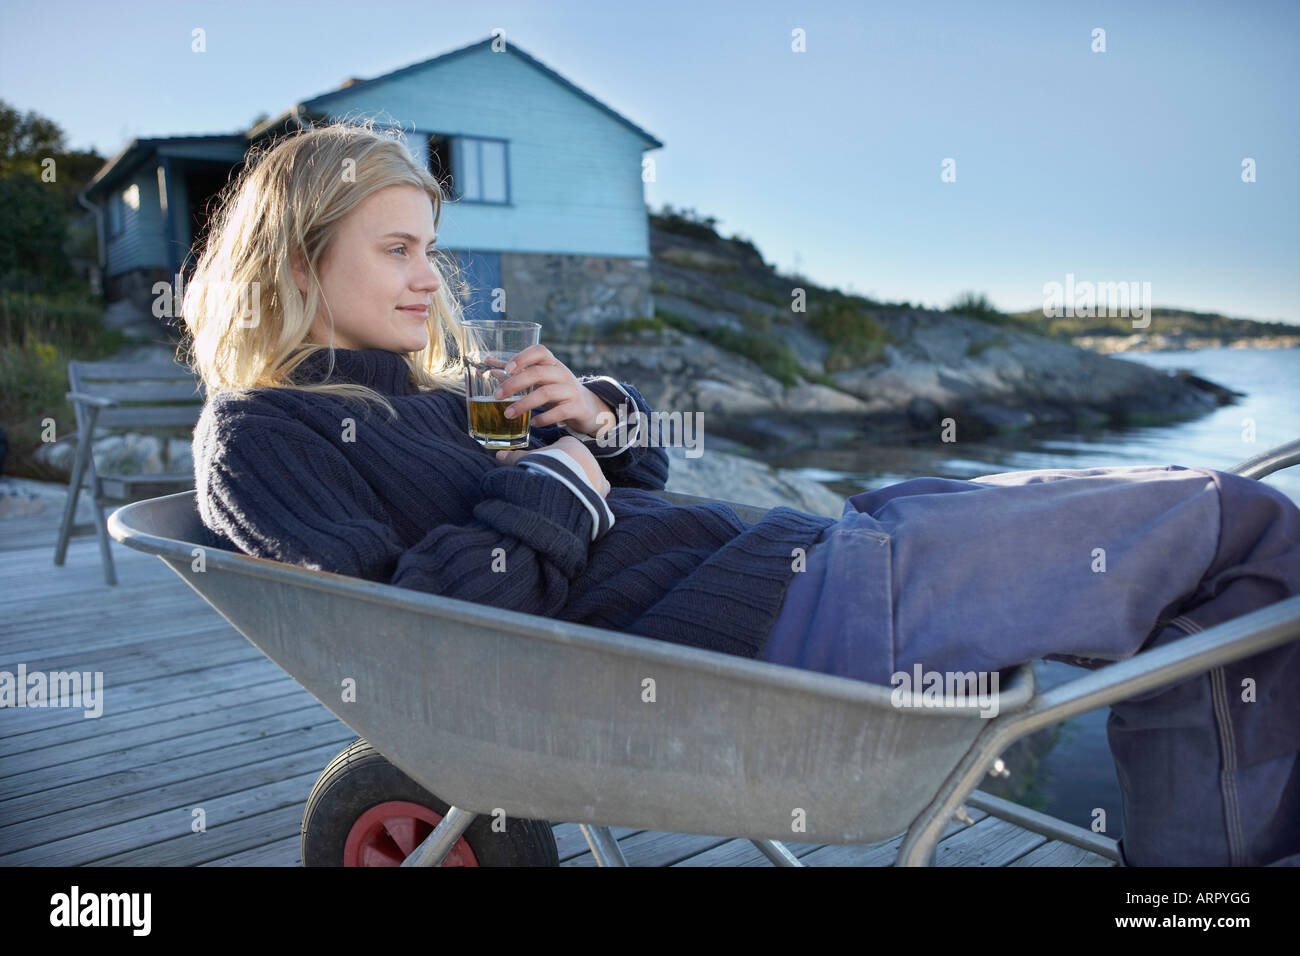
[0,99,105,293]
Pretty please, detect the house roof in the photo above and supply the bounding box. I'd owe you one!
[82,134,248,199]
[295,36,663,149]
[80,35,662,204]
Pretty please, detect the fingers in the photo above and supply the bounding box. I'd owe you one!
[493,363,563,400]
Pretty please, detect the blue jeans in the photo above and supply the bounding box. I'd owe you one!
[763,464,1300,866]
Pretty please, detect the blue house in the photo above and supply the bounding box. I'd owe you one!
[79,35,664,340]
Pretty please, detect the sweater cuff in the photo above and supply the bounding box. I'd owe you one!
[476,465,595,574]
[516,449,614,542]
[561,376,641,457]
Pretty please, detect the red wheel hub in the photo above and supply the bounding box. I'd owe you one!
[343,800,480,866]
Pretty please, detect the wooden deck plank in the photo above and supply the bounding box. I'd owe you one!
[98,803,310,867]
[1008,840,1116,867]
[3,610,238,660]
[0,675,299,755]
[0,658,292,735]
[1,693,329,776]
[0,769,326,865]
[550,823,643,862]
[0,625,259,684]
[0,514,99,553]
[0,541,166,588]
[0,722,357,825]
[0,587,207,648]
[795,807,991,866]
[0,736,354,853]
[934,814,1049,866]
[1,509,1124,868]
[0,705,336,800]
[200,834,302,867]
[671,836,822,866]
[561,828,735,867]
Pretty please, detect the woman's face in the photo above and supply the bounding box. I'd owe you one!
[294,184,443,353]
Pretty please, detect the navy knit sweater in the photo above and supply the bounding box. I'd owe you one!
[191,347,836,659]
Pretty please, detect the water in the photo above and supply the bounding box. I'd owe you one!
[774,345,1300,833]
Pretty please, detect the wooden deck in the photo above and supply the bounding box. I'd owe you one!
[0,498,1117,867]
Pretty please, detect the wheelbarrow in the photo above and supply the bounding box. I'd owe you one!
[105,437,1300,867]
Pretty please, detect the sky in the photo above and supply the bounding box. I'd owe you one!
[3,0,1297,324]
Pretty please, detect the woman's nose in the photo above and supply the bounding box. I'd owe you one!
[416,258,441,292]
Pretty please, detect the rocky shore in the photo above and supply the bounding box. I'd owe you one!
[550,313,1240,458]
[542,222,1249,457]
[1069,332,1300,354]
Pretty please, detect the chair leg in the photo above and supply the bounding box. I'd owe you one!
[54,432,94,567]
[92,491,117,586]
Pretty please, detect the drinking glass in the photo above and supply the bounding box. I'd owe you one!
[462,319,543,449]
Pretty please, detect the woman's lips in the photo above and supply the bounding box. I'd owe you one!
[399,306,429,318]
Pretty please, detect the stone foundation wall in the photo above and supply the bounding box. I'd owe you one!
[106,267,172,314]
[499,252,652,342]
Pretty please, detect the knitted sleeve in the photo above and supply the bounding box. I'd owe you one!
[197,405,596,618]
[534,376,670,492]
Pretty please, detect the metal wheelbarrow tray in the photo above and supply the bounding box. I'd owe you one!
[105,437,1300,866]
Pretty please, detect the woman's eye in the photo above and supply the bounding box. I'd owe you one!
[389,245,438,259]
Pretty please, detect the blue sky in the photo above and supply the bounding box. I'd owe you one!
[3,0,1297,323]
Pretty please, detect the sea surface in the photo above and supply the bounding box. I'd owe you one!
[773,345,1300,835]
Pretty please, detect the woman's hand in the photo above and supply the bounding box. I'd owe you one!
[496,435,611,498]
[487,345,616,439]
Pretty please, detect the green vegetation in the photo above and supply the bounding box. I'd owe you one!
[0,101,122,480]
[602,315,674,343]
[648,204,721,242]
[1,289,132,480]
[965,333,1011,358]
[657,246,738,273]
[1007,307,1298,342]
[655,307,806,387]
[947,291,1001,322]
[806,299,896,371]
[721,277,789,309]
[737,309,772,335]
[946,291,1040,334]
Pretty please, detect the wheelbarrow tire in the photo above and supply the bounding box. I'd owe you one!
[302,738,559,867]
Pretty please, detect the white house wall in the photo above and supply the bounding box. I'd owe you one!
[312,44,653,259]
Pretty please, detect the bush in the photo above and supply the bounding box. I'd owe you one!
[0,175,77,295]
[947,291,1002,321]
[602,315,673,342]
[655,307,804,387]
[0,289,117,351]
[807,300,894,371]
[721,277,789,309]
[965,333,1011,358]
[649,204,720,242]
[0,289,129,480]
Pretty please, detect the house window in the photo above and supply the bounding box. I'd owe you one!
[454,137,508,204]
[429,135,454,197]
[108,191,123,237]
[395,130,429,171]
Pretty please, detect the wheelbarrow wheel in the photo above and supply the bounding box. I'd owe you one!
[301,738,559,867]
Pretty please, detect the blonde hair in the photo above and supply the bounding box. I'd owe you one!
[178,118,470,420]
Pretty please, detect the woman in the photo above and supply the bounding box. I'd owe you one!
[181,121,1300,867]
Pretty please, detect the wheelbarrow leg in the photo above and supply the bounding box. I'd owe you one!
[751,839,805,866]
[400,805,476,867]
[578,824,629,866]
